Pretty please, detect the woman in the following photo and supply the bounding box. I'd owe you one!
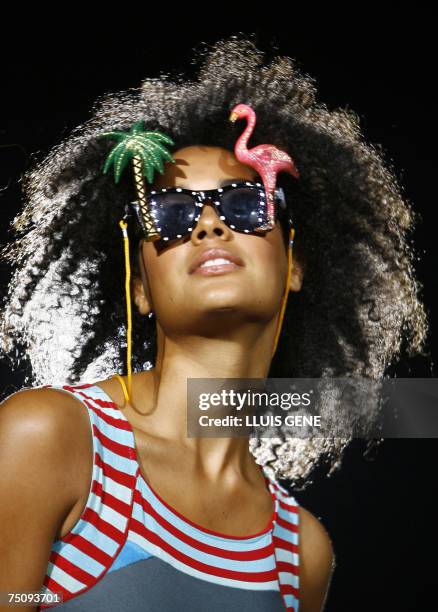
[0,35,428,611]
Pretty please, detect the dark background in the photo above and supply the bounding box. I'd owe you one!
[1,23,436,611]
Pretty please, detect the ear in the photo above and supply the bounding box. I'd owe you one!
[289,257,304,292]
[133,240,154,315]
[132,275,152,315]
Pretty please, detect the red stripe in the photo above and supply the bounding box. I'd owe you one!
[273,535,299,555]
[58,385,134,437]
[58,533,114,567]
[83,399,133,432]
[56,481,131,545]
[48,550,96,585]
[41,575,71,596]
[92,424,133,459]
[90,480,133,520]
[62,383,95,391]
[276,560,299,576]
[78,507,126,541]
[131,498,274,562]
[129,522,279,583]
[278,499,299,513]
[95,452,136,488]
[276,514,299,533]
[280,583,300,597]
[71,386,121,413]
[141,473,276,541]
[269,479,288,494]
[76,388,119,407]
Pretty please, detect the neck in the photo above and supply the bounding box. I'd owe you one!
[131,316,277,479]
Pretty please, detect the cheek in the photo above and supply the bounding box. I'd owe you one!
[250,232,288,281]
[260,253,287,295]
[241,244,288,309]
[142,250,184,306]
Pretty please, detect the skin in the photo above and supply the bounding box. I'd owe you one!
[0,145,333,612]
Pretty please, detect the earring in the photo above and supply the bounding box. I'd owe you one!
[148,311,155,319]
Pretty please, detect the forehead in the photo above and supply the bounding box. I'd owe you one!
[151,145,260,190]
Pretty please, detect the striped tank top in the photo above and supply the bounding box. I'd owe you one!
[38,382,300,611]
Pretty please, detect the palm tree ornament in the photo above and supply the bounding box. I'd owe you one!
[98,120,176,403]
[100,119,176,241]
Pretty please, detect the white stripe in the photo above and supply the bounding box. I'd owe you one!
[277,493,299,508]
[96,472,134,503]
[86,402,125,421]
[275,547,299,566]
[128,530,280,591]
[59,386,136,452]
[96,444,134,475]
[92,451,135,503]
[77,389,135,427]
[95,419,136,448]
[137,481,273,551]
[265,476,289,495]
[84,387,131,419]
[92,405,128,420]
[97,498,128,531]
[275,524,298,546]
[45,561,86,592]
[278,571,299,589]
[278,504,299,523]
[131,501,276,573]
[49,542,105,577]
[284,593,300,610]
[58,518,121,556]
[275,482,290,496]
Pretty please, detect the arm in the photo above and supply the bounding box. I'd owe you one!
[0,389,86,611]
[298,506,335,612]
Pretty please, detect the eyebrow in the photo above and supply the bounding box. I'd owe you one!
[219,177,259,187]
[153,178,260,191]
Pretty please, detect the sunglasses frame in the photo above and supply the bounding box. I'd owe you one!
[127,181,293,241]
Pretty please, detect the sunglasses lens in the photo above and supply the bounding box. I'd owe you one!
[150,193,196,239]
[221,187,268,231]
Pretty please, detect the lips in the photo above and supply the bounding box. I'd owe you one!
[188,248,245,274]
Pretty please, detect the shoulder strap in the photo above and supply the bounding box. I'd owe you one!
[269,476,300,612]
[39,383,138,606]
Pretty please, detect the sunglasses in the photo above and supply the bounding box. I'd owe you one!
[127,181,292,241]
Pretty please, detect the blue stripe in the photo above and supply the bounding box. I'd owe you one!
[136,479,273,550]
[131,502,277,573]
[108,540,153,573]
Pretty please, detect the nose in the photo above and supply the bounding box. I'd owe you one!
[190,199,231,242]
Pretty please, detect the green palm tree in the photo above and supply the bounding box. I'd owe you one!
[99,120,176,240]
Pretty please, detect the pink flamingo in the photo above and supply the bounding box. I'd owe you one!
[229,103,299,230]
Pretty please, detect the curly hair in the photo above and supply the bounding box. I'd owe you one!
[0,34,430,487]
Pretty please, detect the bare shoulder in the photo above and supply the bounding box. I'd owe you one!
[298,505,335,612]
[0,386,93,506]
[0,386,91,442]
[0,387,94,593]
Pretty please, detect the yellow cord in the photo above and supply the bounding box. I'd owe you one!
[272,227,295,357]
[118,219,133,402]
[112,373,130,406]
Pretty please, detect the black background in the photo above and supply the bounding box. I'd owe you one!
[1,21,436,611]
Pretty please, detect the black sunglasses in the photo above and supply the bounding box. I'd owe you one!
[127,181,292,241]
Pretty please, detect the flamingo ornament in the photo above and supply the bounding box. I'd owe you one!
[229,103,299,230]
